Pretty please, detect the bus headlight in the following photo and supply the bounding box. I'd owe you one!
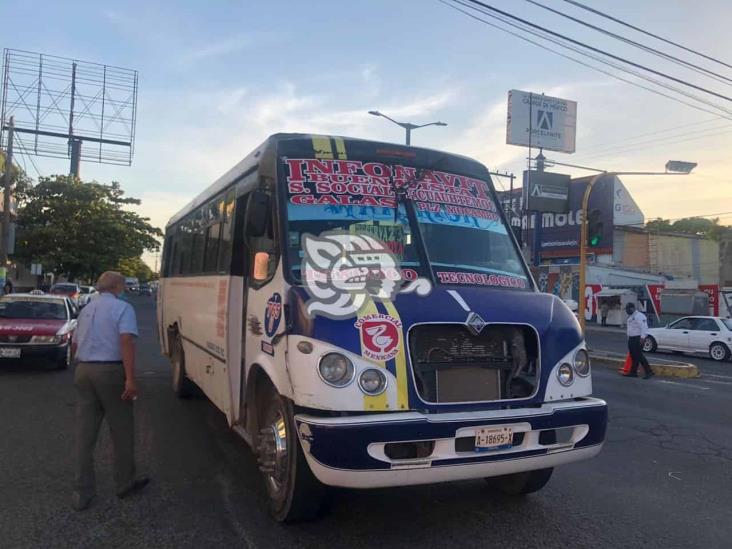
[318,353,354,387]
[358,368,387,395]
[574,349,590,377]
[557,363,574,386]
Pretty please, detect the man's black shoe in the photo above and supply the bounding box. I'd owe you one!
[117,478,150,499]
[622,373,638,378]
[643,371,655,379]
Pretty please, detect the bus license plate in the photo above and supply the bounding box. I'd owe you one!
[475,427,513,451]
[0,347,21,358]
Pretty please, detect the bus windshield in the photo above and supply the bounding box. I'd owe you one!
[282,157,529,289]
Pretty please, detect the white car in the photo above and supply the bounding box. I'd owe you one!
[643,316,732,362]
[78,286,98,307]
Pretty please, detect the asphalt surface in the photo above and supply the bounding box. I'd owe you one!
[1,296,731,549]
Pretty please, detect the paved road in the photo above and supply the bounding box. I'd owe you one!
[1,297,730,549]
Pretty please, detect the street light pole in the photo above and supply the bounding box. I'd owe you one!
[368,111,447,145]
[577,164,696,334]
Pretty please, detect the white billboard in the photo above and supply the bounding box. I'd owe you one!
[506,90,577,154]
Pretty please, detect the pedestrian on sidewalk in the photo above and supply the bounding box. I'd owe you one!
[623,302,655,380]
[70,271,150,511]
[600,301,609,326]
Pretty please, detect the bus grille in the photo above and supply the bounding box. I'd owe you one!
[407,324,539,403]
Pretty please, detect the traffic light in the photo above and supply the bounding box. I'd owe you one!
[587,209,603,247]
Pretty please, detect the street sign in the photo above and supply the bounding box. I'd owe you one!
[506,90,577,153]
[524,170,570,213]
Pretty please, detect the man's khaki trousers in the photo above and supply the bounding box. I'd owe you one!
[74,362,135,498]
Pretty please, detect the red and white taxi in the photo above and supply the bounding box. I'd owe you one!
[0,294,78,369]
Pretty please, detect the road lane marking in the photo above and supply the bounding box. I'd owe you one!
[703,374,732,380]
[657,380,710,391]
[692,378,732,386]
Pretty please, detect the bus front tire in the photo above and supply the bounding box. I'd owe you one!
[257,387,326,522]
[486,467,553,496]
[171,335,195,398]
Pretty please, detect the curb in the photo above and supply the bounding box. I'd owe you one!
[589,351,700,379]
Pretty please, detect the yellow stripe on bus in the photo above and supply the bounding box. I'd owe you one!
[382,300,409,410]
[312,136,334,159]
[358,298,389,411]
[333,137,347,159]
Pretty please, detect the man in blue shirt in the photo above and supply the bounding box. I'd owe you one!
[71,271,149,511]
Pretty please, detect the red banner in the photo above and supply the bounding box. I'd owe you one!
[699,284,719,316]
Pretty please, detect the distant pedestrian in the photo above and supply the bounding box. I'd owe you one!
[3,279,12,295]
[600,301,609,326]
[623,302,654,379]
[70,271,149,511]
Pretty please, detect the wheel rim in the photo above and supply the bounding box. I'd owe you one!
[258,411,289,495]
[643,340,652,351]
[711,345,725,360]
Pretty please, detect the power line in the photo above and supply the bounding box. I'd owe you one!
[577,117,725,155]
[525,0,732,87]
[458,0,732,103]
[574,127,732,162]
[560,0,732,70]
[444,0,732,120]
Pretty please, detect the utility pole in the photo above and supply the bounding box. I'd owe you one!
[1,116,14,269]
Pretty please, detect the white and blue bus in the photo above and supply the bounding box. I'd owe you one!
[158,134,607,521]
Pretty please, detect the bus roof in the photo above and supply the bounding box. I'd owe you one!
[165,133,489,230]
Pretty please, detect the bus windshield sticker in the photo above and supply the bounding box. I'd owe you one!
[284,158,504,233]
[435,271,528,289]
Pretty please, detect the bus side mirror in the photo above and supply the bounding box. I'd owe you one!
[245,191,270,237]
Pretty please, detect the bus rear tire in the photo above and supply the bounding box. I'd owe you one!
[257,386,326,522]
[171,335,195,398]
[486,467,553,495]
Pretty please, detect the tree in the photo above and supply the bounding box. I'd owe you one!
[15,175,162,281]
[646,216,728,240]
[116,256,154,282]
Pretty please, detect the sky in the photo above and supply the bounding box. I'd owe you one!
[3,0,732,268]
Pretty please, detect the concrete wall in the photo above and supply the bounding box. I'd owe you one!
[613,229,649,270]
[649,233,719,284]
[720,229,732,287]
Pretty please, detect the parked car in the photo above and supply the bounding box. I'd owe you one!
[139,283,152,296]
[643,316,732,362]
[0,294,78,369]
[49,282,81,304]
[78,285,98,307]
[125,277,140,293]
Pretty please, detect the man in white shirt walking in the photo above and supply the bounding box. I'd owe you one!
[624,302,655,379]
[70,271,150,511]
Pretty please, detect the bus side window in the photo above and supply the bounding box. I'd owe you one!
[218,189,237,273]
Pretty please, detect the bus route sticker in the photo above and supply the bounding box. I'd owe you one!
[354,313,402,361]
[264,293,283,337]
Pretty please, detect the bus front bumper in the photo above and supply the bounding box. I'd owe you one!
[295,397,607,489]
